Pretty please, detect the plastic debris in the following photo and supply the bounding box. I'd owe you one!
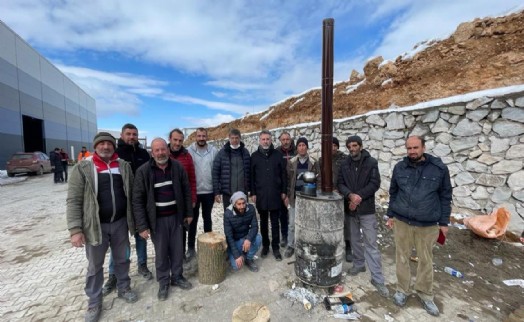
[212,284,219,290]
[502,279,524,288]
[333,312,361,320]
[491,258,503,266]
[282,287,321,309]
[303,298,312,310]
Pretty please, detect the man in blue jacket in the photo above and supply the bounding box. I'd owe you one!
[386,136,452,317]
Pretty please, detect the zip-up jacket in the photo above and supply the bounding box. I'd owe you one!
[250,144,287,211]
[115,138,150,174]
[287,154,320,207]
[168,145,197,204]
[224,203,258,259]
[188,142,218,194]
[212,141,251,196]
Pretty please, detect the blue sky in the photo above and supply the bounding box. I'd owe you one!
[1,0,522,141]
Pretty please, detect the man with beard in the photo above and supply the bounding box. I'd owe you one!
[67,132,138,322]
[133,138,193,301]
[223,191,262,272]
[276,131,296,249]
[250,130,287,261]
[386,136,452,316]
[337,135,389,298]
[188,128,218,260]
[103,124,152,296]
[213,128,251,210]
[168,128,197,260]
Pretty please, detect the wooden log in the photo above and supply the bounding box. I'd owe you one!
[197,232,227,285]
[232,302,270,322]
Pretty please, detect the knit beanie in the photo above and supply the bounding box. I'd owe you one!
[230,191,247,205]
[296,137,309,148]
[93,132,117,149]
[332,137,340,148]
[346,135,363,147]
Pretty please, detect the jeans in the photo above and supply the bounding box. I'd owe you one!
[108,232,146,274]
[228,234,262,270]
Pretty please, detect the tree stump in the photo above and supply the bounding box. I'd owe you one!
[197,232,227,285]
[232,302,270,322]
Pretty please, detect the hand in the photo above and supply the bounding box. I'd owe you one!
[71,233,85,247]
[235,256,244,269]
[349,202,357,211]
[184,217,193,226]
[139,229,150,240]
[215,195,222,203]
[439,226,449,237]
[284,196,289,208]
[192,202,196,208]
[386,218,394,229]
[242,239,251,252]
[281,193,287,201]
[349,193,362,205]
[251,195,257,203]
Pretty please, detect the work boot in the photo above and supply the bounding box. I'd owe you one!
[345,252,353,262]
[171,275,193,290]
[371,279,390,298]
[102,274,117,296]
[137,263,153,280]
[393,291,408,307]
[274,250,282,261]
[348,265,366,276]
[284,247,295,258]
[157,284,169,301]
[185,248,196,261]
[84,304,102,322]
[280,238,287,248]
[419,297,440,316]
[117,287,138,303]
[261,247,269,258]
[245,259,259,272]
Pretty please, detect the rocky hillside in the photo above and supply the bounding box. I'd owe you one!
[197,10,524,141]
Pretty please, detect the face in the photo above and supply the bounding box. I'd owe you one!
[229,134,240,147]
[259,133,272,149]
[332,143,339,155]
[196,130,207,147]
[169,132,184,151]
[296,142,308,156]
[151,139,169,165]
[233,198,247,214]
[406,137,425,162]
[81,147,87,152]
[347,142,362,158]
[121,128,138,145]
[279,134,291,149]
[95,141,115,160]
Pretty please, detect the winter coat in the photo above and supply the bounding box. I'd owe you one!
[223,203,258,259]
[212,141,251,196]
[250,144,287,211]
[115,138,150,174]
[66,156,135,246]
[337,150,380,216]
[50,151,63,172]
[132,159,193,235]
[387,153,452,227]
[188,142,218,194]
[277,144,296,164]
[319,150,347,187]
[287,154,320,207]
[168,145,197,204]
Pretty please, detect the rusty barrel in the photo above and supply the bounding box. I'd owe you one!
[294,191,344,287]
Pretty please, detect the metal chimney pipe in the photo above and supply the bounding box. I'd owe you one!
[320,18,334,193]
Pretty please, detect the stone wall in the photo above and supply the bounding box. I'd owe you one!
[213,87,524,234]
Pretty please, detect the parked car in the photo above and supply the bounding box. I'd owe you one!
[6,152,53,177]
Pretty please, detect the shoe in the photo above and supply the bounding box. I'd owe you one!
[185,248,196,261]
[245,259,259,272]
[419,297,440,316]
[102,274,117,296]
[393,291,408,307]
[157,284,169,301]
[117,287,138,303]
[261,247,269,258]
[84,304,102,322]
[284,247,294,258]
[280,239,287,248]
[348,266,366,276]
[172,276,193,290]
[138,263,153,280]
[345,251,353,262]
[274,250,282,261]
[370,279,390,298]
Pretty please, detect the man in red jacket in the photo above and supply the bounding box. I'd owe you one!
[168,128,197,260]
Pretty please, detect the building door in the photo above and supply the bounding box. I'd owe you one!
[22,115,45,152]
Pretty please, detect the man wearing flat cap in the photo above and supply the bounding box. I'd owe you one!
[223,191,262,272]
[67,132,138,322]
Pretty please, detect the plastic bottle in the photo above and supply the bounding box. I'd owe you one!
[332,304,353,314]
[444,266,463,278]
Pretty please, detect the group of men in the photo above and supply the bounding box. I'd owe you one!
[49,147,70,183]
[67,124,451,321]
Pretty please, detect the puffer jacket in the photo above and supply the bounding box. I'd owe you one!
[250,144,287,211]
[66,157,135,246]
[212,141,251,196]
[188,142,218,194]
[387,153,452,226]
[287,154,320,207]
[337,150,380,216]
[168,145,197,204]
[223,203,258,259]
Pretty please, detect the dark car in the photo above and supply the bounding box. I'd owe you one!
[6,152,53,177]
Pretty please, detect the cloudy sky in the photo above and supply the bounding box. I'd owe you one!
[1,0,522,141]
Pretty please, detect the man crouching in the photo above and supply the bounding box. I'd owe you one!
[224,191,262,272]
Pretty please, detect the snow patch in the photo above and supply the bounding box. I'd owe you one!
[260,109,273,121]
[345,79,365,94]
[289,97,305,110]
[382,78,393,87]
[378,59,393,68]
[401,39,439,61]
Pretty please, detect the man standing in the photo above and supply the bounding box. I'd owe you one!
[188,128,218,260]
[133,138,193,301]
[60,148,69,182]
[213,128,251,210]
[283,137,319,258]
[386,136,452,316]
[67,132,138,322]
[276,132,296,249]
[77,146,92,161]
[337,135,389,298]
[224,191,262,272]
[103,124,152,296]
[50,148,64,183]
[251,130,287,261]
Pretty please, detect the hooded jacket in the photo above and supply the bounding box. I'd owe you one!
[223,203,258,259]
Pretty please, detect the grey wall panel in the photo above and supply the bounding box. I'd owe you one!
[0,132,23,167]
[19,92,43,119]
[42,84,65,110]
[0,58,18,89]
[15,38,41,80]
[40,58,64,94]
[64,77,78,102]
[44,119,67,140]
[67,126,82,142]
[43,102,66,124]
[0,82,20,112]
[45,138,67,153]
[80,118,89,143]
[65,98,80,116]
[0,107,22,135]
[18,69,42,99]
[66,111,81,128]
[0,23,17,65]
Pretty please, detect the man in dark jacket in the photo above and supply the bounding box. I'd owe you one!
[251,130,287,261]
[338,135,388,298]
[133,138,193,301]
[103,124,152,296]
[50,148,64,183]
[212,128,251,210]
[386,136,452,317]
[59,148,69,182]
[224,191,262,272]
[276,131,296,248]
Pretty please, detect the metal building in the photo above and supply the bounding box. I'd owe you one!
[0,21,97,167]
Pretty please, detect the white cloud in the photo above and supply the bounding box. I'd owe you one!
[184,113,236,128]
[162,93,251,114]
